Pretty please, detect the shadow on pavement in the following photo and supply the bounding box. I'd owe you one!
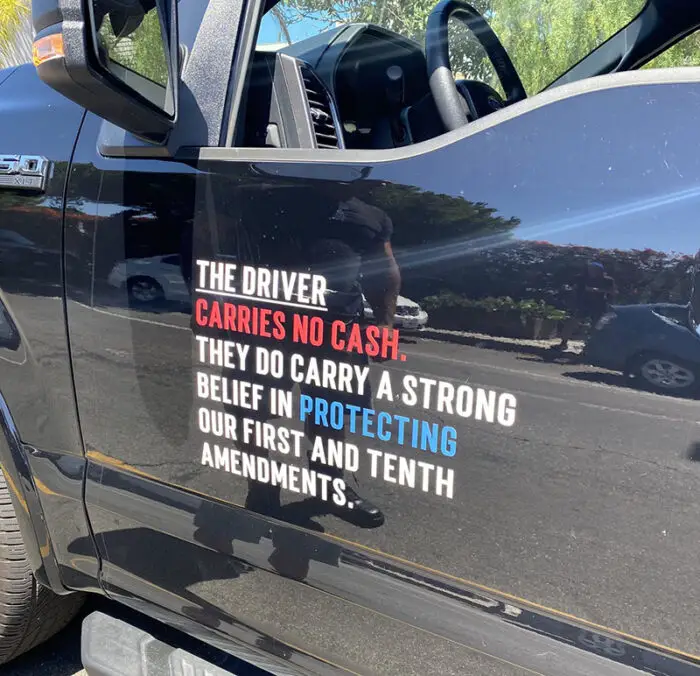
[561,369,700,401]
[4,601,91,676]
[5,593,267,676]
[419,328,561,358]
[686,442,700,462]
[560,369,631,388]
[516,352,581,366]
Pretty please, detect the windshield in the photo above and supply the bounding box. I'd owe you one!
[259,0,647,93]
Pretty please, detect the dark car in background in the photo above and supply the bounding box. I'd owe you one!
[584,303,700,395]
[0,229,60,275]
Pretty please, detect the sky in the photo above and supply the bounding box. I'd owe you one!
[258,8,330,46]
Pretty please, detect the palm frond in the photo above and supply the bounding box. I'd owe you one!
[0,0,30,67]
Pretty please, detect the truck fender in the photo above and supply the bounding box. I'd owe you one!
[0,391,69,594]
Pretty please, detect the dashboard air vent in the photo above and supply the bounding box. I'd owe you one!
[300,65,340,149]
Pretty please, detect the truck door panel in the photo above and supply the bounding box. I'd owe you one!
[65,77,700,674]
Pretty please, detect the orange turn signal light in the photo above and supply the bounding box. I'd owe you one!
[33,34,65,68]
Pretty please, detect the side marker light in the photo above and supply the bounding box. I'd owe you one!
[33,34,64,68]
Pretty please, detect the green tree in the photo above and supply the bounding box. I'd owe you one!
[485,0,648,92]
[0,0,29,69]
[642,31,700,70]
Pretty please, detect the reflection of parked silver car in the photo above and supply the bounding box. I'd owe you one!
[362,295,428,331]
[107,255,190,304]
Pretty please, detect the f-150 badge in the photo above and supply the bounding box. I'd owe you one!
[0,155,50,192]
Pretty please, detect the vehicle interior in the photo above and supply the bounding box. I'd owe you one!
[235,0,700,152]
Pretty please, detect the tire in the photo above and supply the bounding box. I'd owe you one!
[629,351,700,395]
[127,276,164,304]
[0,468,85,665]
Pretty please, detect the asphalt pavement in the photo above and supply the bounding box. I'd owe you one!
[6,603,86,676]
[3,597,263,676]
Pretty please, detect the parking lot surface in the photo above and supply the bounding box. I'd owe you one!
[5,607,86,676]
[4,597,265,676]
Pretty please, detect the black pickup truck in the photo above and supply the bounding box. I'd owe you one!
[2,0,700,674]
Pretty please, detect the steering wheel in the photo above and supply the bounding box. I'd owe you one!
[425,0,527,131]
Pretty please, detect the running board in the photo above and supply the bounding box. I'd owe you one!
[81,611,238,676]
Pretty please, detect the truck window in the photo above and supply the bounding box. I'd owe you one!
[642,30,700,69]
[243,0,649,151]
[258,0,647,94]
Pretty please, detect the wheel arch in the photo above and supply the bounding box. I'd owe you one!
[127,274,161,284]
[0,390,70,594]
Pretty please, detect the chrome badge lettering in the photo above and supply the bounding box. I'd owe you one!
[0,155,50,192]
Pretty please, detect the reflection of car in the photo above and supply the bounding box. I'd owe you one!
[583,303,700,395]
[0,229,58,269]
[0,229,36,251]
[0,229,81,279]
[107,255,190,304]
[362,294,428,330]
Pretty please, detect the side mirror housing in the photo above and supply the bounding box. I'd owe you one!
[32,0,178,143]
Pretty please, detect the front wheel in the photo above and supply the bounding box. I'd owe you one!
[0,468,85,665]
[629,352,700,395]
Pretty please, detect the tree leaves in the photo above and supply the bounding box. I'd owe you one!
[643,31,700,70]
[0,0,29,69]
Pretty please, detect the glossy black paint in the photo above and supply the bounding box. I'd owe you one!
[0,65,100,593]
[56,73,700,675]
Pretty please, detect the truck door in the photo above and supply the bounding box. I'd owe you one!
[64,1,700,674]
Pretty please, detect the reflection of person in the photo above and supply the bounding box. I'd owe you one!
[299,194,401,528]
[191,182,400,530]
[245,191,400,529]
[318,195,400,328]
[555,261,616,351]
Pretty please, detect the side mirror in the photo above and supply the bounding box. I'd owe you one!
[32,0,178,143]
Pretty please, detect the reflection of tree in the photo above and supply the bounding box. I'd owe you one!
[58,163,197,283]
[70,163,193,220]
[373,183,519,247]
[0,160,72,253]
[98,8,168,86]
[60,161,693,311]
[424,240,695,310]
